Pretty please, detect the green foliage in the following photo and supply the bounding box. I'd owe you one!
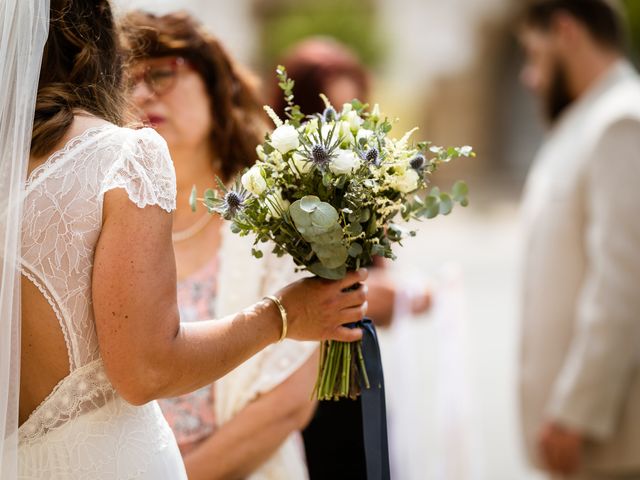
[192,67,473,283]
[276,65,305,127]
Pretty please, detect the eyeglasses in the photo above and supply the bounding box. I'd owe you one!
[128,57,188,97]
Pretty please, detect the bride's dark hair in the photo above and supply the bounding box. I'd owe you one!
[31,0,125,157]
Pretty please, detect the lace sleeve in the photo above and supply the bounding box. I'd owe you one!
[100,128,176,212]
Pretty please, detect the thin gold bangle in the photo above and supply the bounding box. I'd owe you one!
[264,295,288,342]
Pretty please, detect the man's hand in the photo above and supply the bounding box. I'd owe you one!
[538,421,584,475]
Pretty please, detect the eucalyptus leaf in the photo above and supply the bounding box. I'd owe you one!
[312,227,344,244]
[348,243,363,257]
[346,222,363,235]
[439,193,453,215]
[299,224,330,238]
[289,201,313,227]
[452,181,469,201]
[316,245,348,269]
[423,196,440,219]
[300,195,321,213]
[310,202,339,228]
[308,262,347,280]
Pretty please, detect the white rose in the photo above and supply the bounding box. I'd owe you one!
[343,110,364,131]
[256,144,267,161]
[270,124,299,154]
[388,168,419,193]
[241,166,267,195]
[330,149,361,175]
[265,190,290,218]
[291,151,312,176]
[356,128,374,145]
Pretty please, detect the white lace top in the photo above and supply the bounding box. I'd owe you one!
[18,124,177,455]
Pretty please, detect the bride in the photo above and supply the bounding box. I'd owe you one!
[0,0,368,478]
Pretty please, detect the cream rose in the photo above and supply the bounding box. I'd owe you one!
[330,149,361,175]
[270,124,299,154]
[343,110,364,131]
[241,166,267,195]
[388,168,420,193]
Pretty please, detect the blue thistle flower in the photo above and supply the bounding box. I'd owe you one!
[409,154,425,170]
[223,190,246,219]
[310,144,331,166]
[323,107,337,122]
[365,147,380,166]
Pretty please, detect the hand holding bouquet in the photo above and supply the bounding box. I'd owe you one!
[192,66,473,400]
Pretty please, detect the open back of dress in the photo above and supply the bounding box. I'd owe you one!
[18,123,187,479]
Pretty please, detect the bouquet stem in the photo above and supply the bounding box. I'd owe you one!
[315,331,370,401]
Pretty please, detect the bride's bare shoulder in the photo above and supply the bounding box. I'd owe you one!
[68,113,112,135]
[30,113,113,166]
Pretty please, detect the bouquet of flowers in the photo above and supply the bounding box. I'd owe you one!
[192,66,473,400]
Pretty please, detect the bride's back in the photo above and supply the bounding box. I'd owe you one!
[19,113,176,436]
[19,0,126,428]
[20,115,111,424]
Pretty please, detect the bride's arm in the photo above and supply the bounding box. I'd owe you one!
[93,189,366,405]
[183,353,318,480]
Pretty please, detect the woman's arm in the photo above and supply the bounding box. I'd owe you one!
[183,352,318,480]
[92,189,366,405]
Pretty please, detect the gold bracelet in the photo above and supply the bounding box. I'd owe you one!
[264,295,288,342]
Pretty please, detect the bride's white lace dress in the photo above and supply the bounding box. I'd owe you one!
[18,124,187,479]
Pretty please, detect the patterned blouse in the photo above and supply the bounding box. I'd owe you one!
[158,256,219,454]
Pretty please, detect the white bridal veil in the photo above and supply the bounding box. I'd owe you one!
[0,0,49,477]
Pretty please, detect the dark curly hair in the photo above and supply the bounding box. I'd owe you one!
[32,0,126,157]
[520,0,628,51]
[121,11,268,182]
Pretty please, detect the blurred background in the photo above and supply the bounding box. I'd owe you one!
[114,0,640,478]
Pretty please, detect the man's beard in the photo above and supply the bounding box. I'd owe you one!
[544,61,574,123]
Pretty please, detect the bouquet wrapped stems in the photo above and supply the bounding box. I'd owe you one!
[316,338,370,400]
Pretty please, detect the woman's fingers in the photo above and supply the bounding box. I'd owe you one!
[331,325,363,342]
[338,268,368,290]
[337,284,368,310]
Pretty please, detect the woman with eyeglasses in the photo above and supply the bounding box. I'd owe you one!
[121,11,321,480]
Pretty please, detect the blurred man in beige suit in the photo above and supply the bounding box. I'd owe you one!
[518,1,640,479]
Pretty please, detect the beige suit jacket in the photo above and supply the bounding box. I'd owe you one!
[520,60,640,473]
